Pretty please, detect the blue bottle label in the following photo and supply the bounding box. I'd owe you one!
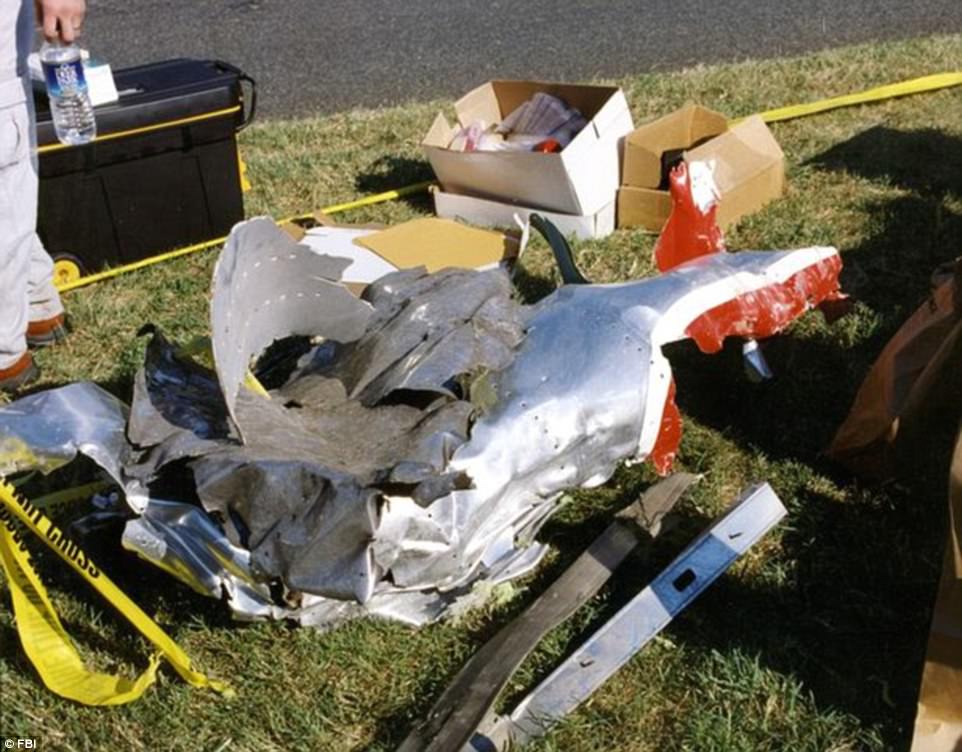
[42,59,88,98]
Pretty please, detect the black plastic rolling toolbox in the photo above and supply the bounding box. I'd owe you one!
[34,59,256,282]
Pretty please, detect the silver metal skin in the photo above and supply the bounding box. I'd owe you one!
[467,483,787,751]
[376,246,838,593]
[211,218,373,438]
[742,339,774,382]
[0,382,147,506]
[120,497,495,627]
[121,497,282,619]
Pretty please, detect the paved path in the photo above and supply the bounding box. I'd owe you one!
[84,0,961,117]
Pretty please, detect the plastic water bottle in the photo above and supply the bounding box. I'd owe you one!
[39,41,96,146]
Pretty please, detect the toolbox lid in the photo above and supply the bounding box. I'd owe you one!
[35,58,248,147]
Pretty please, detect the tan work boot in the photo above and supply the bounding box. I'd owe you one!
[0,353,40,393]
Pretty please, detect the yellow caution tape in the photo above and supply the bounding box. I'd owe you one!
[0,436,45,473]
[0,478,232,704]
[243,371,270,398]
[736,71,962,125]
[290,179,436,217]
[237,146,253,193]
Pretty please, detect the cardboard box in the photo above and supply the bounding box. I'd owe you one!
[423,80,634,216]
[617,186,674,233]
[433,188,616,241]
[622,103,728,189]
[617,113,785,232]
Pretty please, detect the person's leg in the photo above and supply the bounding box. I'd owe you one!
[0,99,32,373]
[23,65,65,330]
[0,1,42,388]
[27,233,64,320]
[24,229,67,346]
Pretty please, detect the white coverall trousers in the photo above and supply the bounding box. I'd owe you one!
[0,0,63,370]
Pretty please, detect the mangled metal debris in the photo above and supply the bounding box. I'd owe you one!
[0,168,844,627]
[0,383,146,506]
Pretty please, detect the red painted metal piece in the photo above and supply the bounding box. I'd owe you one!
[644,158,848,473]
[650,379,682,475]
[685,254,844,353]
[653,161,726,273]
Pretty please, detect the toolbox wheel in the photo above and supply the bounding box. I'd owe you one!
[53,255,85,288]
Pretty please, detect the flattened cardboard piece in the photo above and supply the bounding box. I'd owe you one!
[422,80,634,216]
[828,261,962,479]
[622,103,728,188]
[911,425,962,752]
[353,217,520,274]
[433,188,616,240]
[617,114,785,233]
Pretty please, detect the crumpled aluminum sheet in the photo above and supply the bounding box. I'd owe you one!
[119,218,538,622]
[210,217,374,438]
[121,497,281,619]
[0,383,148,509]
[121,494,542,628]
[126,269,527,606]
[376,246,843,591]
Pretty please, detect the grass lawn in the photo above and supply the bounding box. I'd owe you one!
[2,33,961,752]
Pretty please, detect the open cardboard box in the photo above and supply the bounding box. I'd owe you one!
[617,106,785,232]
[433,187,616,241]
[423,80,634,216]
[622,103,728,188]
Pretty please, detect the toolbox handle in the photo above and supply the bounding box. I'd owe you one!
[213,60,257,132]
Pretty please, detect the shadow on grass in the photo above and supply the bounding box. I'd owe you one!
[809,126,962,198]
[16,373,137,410]
[354,155,436,213]
[669,413,957,748]
[512,261,559,305]
[807,126,961,314]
